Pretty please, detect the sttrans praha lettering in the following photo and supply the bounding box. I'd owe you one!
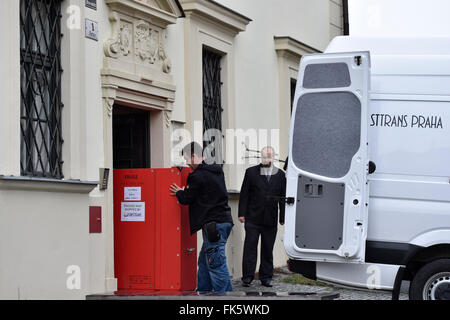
[370,114,443,129]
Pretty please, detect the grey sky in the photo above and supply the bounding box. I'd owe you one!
[349,0,450,37]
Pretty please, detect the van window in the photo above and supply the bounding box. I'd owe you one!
[292,92,361,178]
[303,63,351,89]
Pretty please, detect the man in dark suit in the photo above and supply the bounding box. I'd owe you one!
[238,146,286,287]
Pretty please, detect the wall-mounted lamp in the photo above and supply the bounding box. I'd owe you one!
[99,168,110,190]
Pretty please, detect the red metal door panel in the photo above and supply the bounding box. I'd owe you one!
[113,167,197,293]
[180,167,197,291]
[155,168,182,290]
[114,169,156,290]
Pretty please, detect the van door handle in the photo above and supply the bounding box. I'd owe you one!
[368,161,376,174]
[305,184,323,198]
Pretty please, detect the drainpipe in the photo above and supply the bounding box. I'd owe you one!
[342,0,349,35]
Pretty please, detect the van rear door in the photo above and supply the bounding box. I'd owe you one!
[284,52,371,263]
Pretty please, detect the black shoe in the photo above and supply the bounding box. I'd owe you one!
[260,280,273,287]
[242,280,251,287]
[242,278,252,287]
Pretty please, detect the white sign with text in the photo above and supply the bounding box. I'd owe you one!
[124,187,141,201]
[121,202,145,222]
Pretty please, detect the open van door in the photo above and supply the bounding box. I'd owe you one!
[284,52,371,263]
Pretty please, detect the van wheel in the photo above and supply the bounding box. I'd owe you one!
[409,259,450,300]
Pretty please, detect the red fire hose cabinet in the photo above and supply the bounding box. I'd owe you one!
[113,167,197,293]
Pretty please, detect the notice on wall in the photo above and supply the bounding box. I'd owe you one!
[121,202,145,222]
[124,187,141,201]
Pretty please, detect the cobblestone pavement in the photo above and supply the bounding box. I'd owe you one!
[231,267,409,300]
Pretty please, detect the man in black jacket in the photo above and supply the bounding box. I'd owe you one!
[170,142,234,295]
[238,146,286,287]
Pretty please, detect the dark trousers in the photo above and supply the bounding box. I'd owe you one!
[242,221,278,282]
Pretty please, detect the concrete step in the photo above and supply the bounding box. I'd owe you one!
[86,290,339,300]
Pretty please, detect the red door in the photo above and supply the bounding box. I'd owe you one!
[113,167,196,293]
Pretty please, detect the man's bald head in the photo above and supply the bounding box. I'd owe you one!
[261,146,275,167]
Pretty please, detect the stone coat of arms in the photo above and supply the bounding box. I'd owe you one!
[135,21,159,64]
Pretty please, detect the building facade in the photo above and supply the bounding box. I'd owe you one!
[0,0,343,299]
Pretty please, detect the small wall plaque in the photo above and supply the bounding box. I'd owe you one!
[85,19,99,41]
[86,0,97,10]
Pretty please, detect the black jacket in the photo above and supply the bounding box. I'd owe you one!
[176,162,233,234]
[238,164,286,226]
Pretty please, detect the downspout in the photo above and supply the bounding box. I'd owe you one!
[342,0,349,35]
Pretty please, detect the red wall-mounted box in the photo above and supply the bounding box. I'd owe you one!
[113,167,197,293]
[89,206,102,233]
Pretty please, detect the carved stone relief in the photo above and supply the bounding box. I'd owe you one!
[119,22,132,56]
[104,12,121,58]
[135,20,159,64]
[164,109,172,129]
[102,0,179,131]
[104,13,172,74]
[104,97,114,118]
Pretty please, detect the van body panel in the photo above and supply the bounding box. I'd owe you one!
[368,197,450,244]
[316,261,400,291]
[409,230,450,248]
[365,241,422,265]
[326,36,450,56]
[368,99,450,178]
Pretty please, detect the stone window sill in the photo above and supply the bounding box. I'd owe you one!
[0,176,99,194]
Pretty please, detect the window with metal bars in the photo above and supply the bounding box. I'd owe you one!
[20,0,63,179]
[202,47,223,164]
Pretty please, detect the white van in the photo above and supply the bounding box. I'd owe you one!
[284,36,450,300]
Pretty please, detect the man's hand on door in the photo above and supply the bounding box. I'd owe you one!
[169,183,184,196]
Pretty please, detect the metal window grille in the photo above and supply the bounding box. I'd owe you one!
[20,0,63,178]
[202,48,223,164]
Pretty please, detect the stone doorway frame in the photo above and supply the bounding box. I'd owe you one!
[100,0,184,292]
[100,74,176,292]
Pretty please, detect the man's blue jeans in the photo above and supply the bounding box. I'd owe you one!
[197,222,233,295]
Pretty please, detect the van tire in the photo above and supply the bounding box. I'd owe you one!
[409,259,450,300]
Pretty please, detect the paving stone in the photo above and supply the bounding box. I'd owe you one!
[231,267,409,300]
